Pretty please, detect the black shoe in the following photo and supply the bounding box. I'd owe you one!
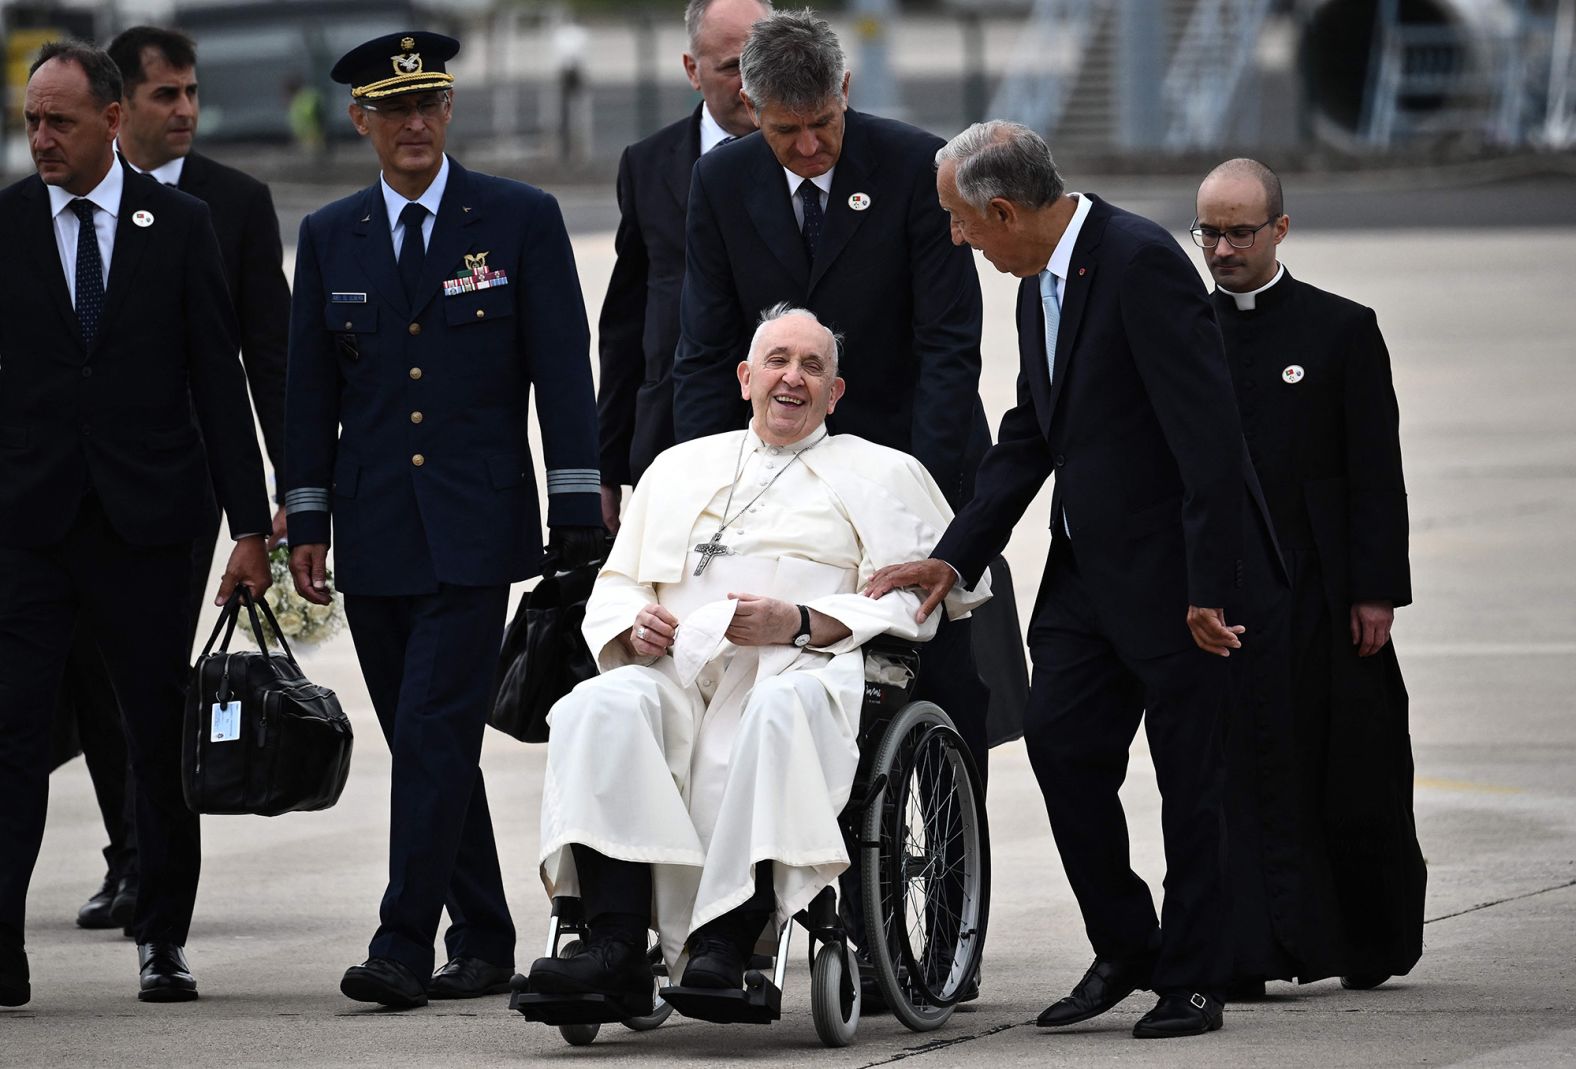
[430,956,514,999]
[1341,973,1391,990]
[0,939,28,1008]
[1224,978,1267,1001]
[77,875,119,929]
[1037,956,1152,1027]
[109,876,138,929]
[1132,992,1223,1038]
[679,931,746,990]
[137,943,198,1003]
[526,936,653,1015]
[341,957,428,1008]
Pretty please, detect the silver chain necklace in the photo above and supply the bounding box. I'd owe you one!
[691,430,823,576]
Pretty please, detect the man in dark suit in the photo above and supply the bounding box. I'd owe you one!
[284,32,604,1009]
[596,0,770,532]
[867,122,1283,1039]
[1194,159,1424,997]
[0,41,272,1007]
[59,26,295,934]
[674,9,1012,782]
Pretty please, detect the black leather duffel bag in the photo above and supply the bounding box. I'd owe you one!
[183,587,353,816]
[487,558,599,743]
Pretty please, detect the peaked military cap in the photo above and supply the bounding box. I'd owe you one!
[331,31,459,100]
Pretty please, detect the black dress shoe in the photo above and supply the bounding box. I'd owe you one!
[526,936,652,1016]
[341,957,428,1008]
[109,876,139,929]
[137,943,198,1002]
[0,939,28,1008]
[430,956,514,999]
[679,932,746,990]
[77,875,119,929]
[1037,956,1152,1027]
[1341,973,1391,990]
[1132,992,1223,1038]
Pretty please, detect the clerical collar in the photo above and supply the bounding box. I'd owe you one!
[699,104,733,155]
[1219,263,1285,311]
[116,141,185,186]
[748,423,828,456]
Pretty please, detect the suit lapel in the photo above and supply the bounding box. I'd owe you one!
[808,110,876,293]
[410,159,483,318]
[742,142,810,290]
[176,152,208,197]
[98,165,155,350]
[660,104,703,214]
[19,177,79,354]
[1042,196,1106,425]
[350,184,406,316]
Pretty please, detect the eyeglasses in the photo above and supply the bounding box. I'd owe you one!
[359,93,450,122]
[1189,217,1276,250]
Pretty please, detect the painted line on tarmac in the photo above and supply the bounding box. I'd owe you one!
[1414,776,1523,794]
[856,1019,1025,1066]
[1402,642,1576,657]
[1424,877,1576,926]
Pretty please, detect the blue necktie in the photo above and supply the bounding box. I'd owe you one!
[1039,269,1061,384]
[797,179,824,263]
[71,199,105,346]
[398,202,429,303]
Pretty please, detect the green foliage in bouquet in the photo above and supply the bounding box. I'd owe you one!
[237,546,345,648]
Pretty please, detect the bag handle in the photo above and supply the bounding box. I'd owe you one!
[199,585,301,667]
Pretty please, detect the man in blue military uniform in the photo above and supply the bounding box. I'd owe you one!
[283,31,604,1008]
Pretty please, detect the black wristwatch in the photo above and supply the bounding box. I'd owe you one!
[792,604,813,648]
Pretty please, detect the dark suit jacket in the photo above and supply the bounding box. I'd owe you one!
[178,151,290,472]
[285,158,601,596]
[934,195,1268,658]
[0,165,271,548]
[597,105,701,487]
[1213,270,1411,607]
[675,108,989,507]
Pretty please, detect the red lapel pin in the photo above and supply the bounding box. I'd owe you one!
[1078,267,1086,276]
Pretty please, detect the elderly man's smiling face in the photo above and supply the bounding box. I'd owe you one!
[736,313,846,446]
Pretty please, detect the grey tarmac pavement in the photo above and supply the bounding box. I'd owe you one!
[3,226,1573,1067]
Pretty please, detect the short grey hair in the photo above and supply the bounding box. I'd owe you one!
[935,120,1064,213]
[686,0,774,52]
[739,9,845,112]
[749,302,842,373]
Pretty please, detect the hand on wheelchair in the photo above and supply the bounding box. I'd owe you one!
[623,603,678,658]
[863,557,956,623]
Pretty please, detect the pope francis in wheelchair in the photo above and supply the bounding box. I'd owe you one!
[513,305,992,1046]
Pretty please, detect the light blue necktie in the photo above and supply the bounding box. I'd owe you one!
[1039,268,1061,384]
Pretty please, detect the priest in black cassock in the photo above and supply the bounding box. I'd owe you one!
[1192,159,1426,997]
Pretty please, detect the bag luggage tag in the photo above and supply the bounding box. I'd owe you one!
[211,700,242,743]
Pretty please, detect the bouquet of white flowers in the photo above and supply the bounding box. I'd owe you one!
[238,546,345,647]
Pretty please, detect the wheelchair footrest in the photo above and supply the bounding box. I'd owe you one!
[660,972,782,1024]
[510,990,650,1025]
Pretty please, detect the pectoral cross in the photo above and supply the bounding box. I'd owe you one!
[692,531,732,576]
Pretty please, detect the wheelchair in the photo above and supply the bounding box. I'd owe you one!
[510,637,990,1048]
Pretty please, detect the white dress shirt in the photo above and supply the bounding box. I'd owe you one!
[115,141,185,186]
[785,166,835,230]
[381,154,449,259]
[1040,191,1093,307]
[699,104,733,156]
[48,162,124,304]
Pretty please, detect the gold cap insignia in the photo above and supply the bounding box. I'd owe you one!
[392,50,423,75]
[401,36,415,50]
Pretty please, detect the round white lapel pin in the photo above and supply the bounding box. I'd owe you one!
[848,192,871,211]
[132,210,154,228]
[1282,364,1305,384]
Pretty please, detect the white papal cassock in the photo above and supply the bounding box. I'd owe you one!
[539,426,990,967]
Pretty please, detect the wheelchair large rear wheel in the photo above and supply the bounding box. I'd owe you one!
[859,701,990,1033]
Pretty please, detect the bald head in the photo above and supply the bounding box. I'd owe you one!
[1199,157,1283,220]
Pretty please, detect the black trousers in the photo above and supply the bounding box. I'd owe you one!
[1024,537,1231,994]
[345,584,515,978]
[0,496,200,946]
[914,613,990,788]
[64,500,222,883]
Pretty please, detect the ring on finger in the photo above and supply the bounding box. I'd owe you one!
[636,625,647,640]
